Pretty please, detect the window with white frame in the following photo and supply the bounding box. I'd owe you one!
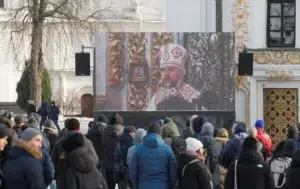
[267,0,296,47]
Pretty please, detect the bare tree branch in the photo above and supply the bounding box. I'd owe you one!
[44,0,69,18]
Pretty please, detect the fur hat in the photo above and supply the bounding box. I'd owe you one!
[20,128,42,141]
[109,113,123,125]
[62,133,84,153]
[27,113,41,128]
[255,120,264,129]
[186,137,203,152]
[0,110,11,119]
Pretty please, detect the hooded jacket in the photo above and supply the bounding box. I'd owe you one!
[221,124,248,168]
[162,122,180,146]
[224,149,274,189]
[274,126,298,156]
[58,146,107,189]
[287,151,300,189]
[86,122,107,163]
[178,153,212,189]
[196,122,222,188]
[37,101,49,122]
[51,131,98,179]
[3,140,45,189]
[129,133,177,189]
[114,131,134,182]
[102,124,124,171]
[127,129,147,166]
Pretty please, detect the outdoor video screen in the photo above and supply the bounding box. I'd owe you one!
[95,32,235,111]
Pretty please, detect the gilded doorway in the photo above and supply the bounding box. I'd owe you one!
[263,88,298,149]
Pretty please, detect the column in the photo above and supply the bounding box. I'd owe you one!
[205,0,216,32]
[249,77,258,126]
[121,34,128,110]
[146,33,153,101]
[295,1,300,47]
[95,32,108,96]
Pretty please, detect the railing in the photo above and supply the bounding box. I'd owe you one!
[96,110,235,134]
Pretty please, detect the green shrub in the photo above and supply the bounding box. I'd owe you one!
[16,61,52,111]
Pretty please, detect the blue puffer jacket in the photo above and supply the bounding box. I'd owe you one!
[220,132,248,168]
[3,140,46,189]
[129,133,177,189]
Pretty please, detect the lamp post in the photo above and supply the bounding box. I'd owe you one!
[81,45,96,119]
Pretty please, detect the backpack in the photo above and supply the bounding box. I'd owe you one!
[171,136,187,160]
[204,147,215,173]
[114,144,129,180]
[270,156,292,188]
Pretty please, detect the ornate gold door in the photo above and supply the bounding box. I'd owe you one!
[263,88,298,149]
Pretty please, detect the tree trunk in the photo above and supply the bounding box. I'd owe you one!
[216,0,222,32]
[29,21,44,109]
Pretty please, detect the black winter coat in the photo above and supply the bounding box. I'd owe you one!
[57,147,107,189]
[102,125,121,171]
[178,153,212,189]
[43,130,58,154]
[86,123,107,163]
[224,149,274,189]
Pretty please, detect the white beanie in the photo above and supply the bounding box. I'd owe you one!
[185,137,203,152]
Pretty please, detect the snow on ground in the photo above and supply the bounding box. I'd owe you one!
[57,116,93,134]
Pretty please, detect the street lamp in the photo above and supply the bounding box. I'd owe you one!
[80,45,96,118]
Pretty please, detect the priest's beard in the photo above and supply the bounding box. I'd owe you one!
[159,80,182,89]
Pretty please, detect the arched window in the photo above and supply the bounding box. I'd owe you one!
[267,0,296,47]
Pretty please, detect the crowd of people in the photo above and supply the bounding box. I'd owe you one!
[0,108,299,189]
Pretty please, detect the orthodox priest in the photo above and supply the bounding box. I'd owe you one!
[148,44,202,110]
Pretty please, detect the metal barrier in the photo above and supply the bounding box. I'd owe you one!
[95,111,236,134]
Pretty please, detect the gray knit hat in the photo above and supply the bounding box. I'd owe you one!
[20,128,42,141]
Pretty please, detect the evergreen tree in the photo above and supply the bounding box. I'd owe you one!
[16,61,52,111]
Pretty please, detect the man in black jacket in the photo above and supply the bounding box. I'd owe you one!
[102,113,124,189]
[274,126,298,156]
[86,114,108,165]
[224,136,274,189]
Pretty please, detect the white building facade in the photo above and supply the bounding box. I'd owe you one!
[0,0,165,115]
[166,0,299,146]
